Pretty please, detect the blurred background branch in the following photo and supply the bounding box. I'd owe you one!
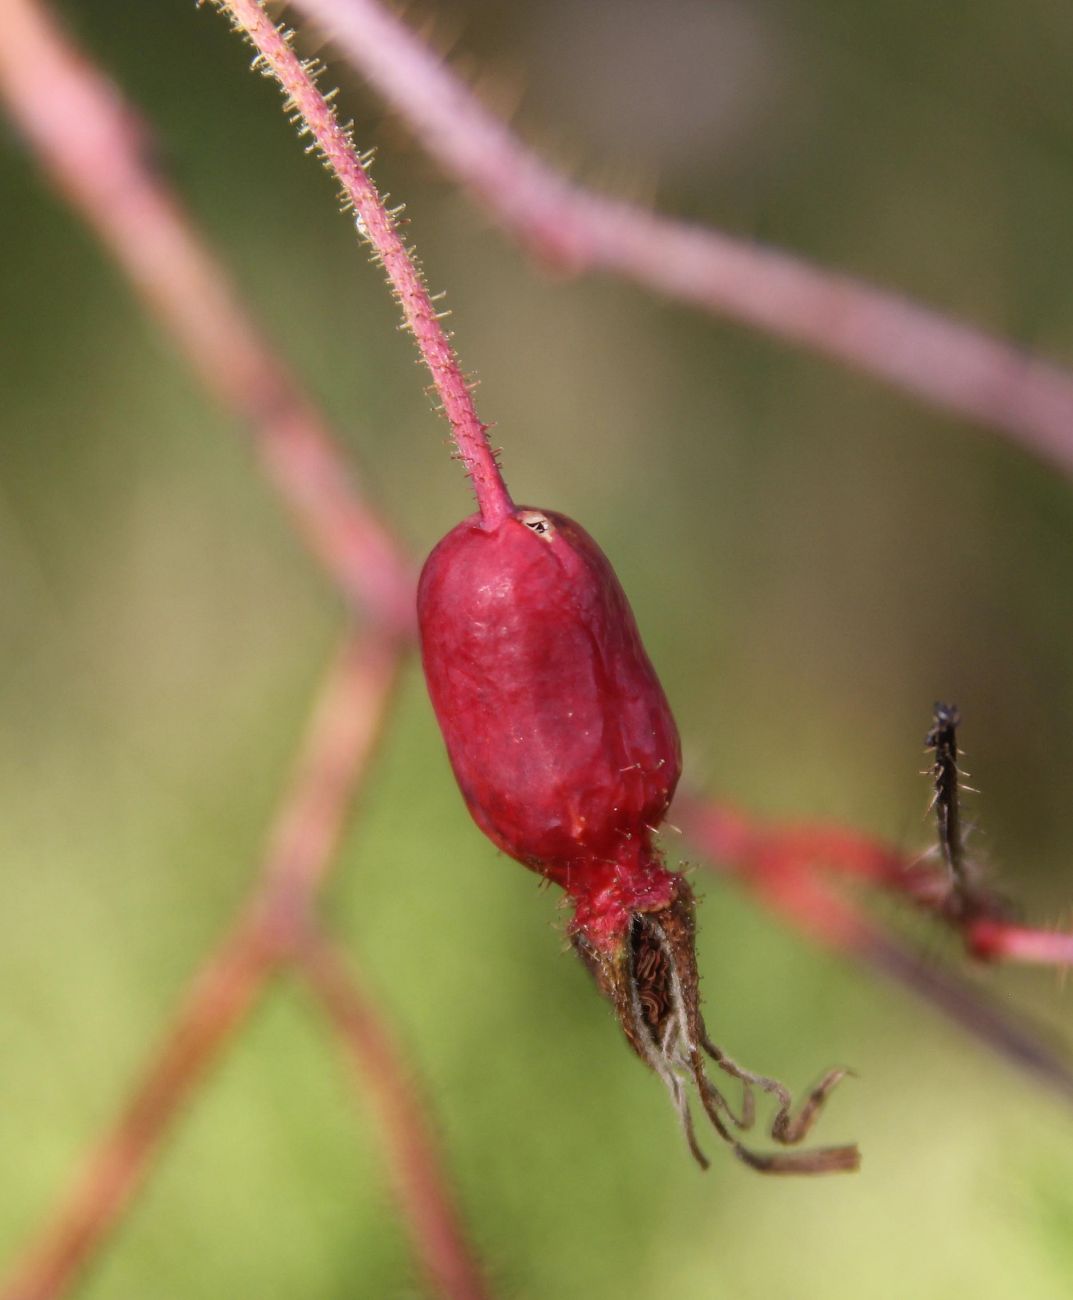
[0,0,412,630]
[3,0,1073,1296]
[678,793,1073,1105]
[0,624,495,1300]
[298,933,491,1300]
[0,2,474,1293]
[294,0,1073,480]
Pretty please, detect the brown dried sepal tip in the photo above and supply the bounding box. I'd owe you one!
[575,878,860,1175]
[924,702,1010,927]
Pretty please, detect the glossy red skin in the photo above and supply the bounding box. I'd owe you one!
[418,506,682,951]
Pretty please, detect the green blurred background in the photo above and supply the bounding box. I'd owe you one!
[4,1,1073,1296]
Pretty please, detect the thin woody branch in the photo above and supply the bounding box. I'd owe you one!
[680,796,1073,968]
[298,935,492,1300]
[292,0,1073,482]
[4,0,1073,1288]
[0,914,272,1300]
[257,632,402,918]
[1,6,493,1295]
[213,0,515,527]
[966,920,1073,966]
[861,931,1073,1101]
[0,632,405,1300]
[677,795,1073,1102]
[0,0,413,632]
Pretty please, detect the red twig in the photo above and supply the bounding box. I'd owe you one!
[4,0,1072,1289]
[968,921,1073,966]
[0,0,413,631]
[860,930,1073,1103]
[257,632,402,912]
[0,915,272,1300]
[292,0,1073,482]
[0,633,404,1300]
[299,936,492,1300]
[1,6,495,1292]
[677,795,1073,1099]
[213,0,515,527]
[680,797,1073,968]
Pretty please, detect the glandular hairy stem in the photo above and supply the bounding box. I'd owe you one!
[575,877,861,1175]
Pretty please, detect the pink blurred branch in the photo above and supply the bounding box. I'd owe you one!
[0,0,413,631]
[0,631,408,1300]
[0,915,272,1300]
[292,0,1073,481]
[968,920,1073,966]
[299,936,491,1300]
[257,633,401,912]
[215,0,514,526]
[4,0,1073,1292]
[678,795,1073,1098]
[682,797,1073,967]
[0,4,497,1293]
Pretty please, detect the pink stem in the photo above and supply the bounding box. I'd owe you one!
[0,915,272,1300]
[299,936,491,1300]
[291,0,1073,483]
[679,797,1073,1103]
[969,920,1073,966]
[0,632,404,1300]
[0,0,414,632]
[678,795,1073,969]
[259,634,402,911]
[215,0,514,527]
[1,10,486,1290]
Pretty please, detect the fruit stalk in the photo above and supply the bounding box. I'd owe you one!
[214,0,514,527]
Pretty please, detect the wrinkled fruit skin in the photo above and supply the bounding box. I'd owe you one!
[418,506,681,954]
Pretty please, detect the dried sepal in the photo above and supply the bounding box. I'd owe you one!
[925,702,968,890]
[923,702,1011,927]
[575,877,860,1175]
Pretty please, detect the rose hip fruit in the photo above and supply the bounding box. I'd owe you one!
[419,505,859,1174]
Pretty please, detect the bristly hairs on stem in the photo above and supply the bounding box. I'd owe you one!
[288,0,1073,483]
[207,0,515,529]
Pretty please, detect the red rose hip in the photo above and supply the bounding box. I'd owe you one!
[419,505,858,1174]
[418,507,680,941]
